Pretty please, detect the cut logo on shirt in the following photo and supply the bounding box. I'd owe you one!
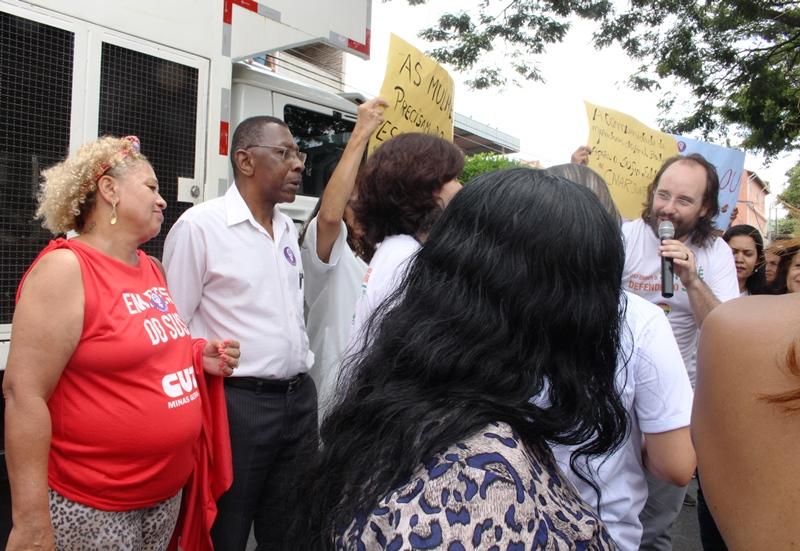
[162,366,200,409]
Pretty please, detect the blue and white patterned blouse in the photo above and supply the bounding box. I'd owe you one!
[337,422,616,550]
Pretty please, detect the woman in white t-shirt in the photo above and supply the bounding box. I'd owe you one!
[300,97,387,413]
[349,132,464,347]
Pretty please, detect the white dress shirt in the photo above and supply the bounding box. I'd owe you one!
[163,184,312,380]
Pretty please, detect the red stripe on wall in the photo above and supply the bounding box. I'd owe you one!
[219,121,230,156]
[223,0,233,24]
[347,28,371,55]
[232,0,259,13]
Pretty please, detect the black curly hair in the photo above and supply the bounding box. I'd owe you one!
[290,168,628,549]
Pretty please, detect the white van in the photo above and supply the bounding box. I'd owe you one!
[0,2,519,534]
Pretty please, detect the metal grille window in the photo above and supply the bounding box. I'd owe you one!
[98,43,198,260]
[284,105,355,198]
[0,13,73,324]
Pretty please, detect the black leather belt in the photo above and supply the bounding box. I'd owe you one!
[223,373,306,394]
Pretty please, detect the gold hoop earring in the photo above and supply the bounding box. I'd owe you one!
[110,200,118,225]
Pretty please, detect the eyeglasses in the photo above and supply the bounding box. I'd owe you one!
[243,144,307,164]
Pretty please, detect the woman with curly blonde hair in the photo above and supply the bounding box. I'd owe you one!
[3,136,240,551]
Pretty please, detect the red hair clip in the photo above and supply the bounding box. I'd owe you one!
[123,135,141,153]
[93,135,141,184]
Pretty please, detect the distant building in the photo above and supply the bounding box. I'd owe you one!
[731,170,769,234]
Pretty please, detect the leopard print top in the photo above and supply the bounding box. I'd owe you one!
[337,422,615,550]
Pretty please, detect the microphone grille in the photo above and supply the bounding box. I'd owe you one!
[658,220,675,240]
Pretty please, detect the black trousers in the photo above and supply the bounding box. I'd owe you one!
[211,374,318,551]
[696,473,728,551]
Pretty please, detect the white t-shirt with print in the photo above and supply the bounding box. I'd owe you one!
[349,234,420,348]
[621,218,739,386]
[301,218,367,410]
[549,292,693,551]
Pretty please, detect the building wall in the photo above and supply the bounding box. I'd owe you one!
[731,170,769,235]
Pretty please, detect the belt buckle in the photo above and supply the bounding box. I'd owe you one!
[286,374,301,393]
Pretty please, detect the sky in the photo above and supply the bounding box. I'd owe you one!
[343,0,798,209]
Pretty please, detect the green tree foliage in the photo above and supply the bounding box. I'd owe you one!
[777,161,800,236]
[779,162,800,212]
[407,1,800,156]
[775,216,799,237]
[459,152,526,183]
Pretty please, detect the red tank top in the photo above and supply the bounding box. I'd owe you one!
[18,239,202,510]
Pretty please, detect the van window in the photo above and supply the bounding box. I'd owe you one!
[0,12,74,325]
[283,105,355,198]
[98,42,199,261]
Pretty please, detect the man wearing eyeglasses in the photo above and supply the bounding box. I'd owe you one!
[164,116,315,550]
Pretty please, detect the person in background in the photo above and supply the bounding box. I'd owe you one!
[300,97,387,413]
[546,164,619,225]
[764,248,781,286]
[545,164,694,551]
[693,292,800,549]
[763,234,792,286]
[3,136,239,551]
[349,132,463,344]
[621,153,739,551]
[293,168,628,550]
[722,224,767,296]
[164,116,315,551]
[767,238,800,294]
[570,145,593,165]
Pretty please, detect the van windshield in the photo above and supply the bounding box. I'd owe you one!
[283,104,355,198]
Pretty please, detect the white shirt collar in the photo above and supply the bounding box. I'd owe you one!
[224,183,252,227]
[225,183,288,242]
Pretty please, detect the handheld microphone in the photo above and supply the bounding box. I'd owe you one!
[658,220,675,298]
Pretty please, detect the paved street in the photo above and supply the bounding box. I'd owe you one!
[673,479,703,551]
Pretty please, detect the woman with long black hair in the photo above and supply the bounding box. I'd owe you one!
[722,224,767,296]
[292,168,629,550]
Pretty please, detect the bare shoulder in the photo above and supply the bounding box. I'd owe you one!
[698,293,800,423]
[17,248,82,302]
[8,248,84,392]
[695,291,800,548]
[702,294,798,355]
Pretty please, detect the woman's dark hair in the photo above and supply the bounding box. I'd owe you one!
[352,132,464,260]
[723,224,767,295]
[769,238,800,294]
[291,168,628,549]
[642,154,720,247]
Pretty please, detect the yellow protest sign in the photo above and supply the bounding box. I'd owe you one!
[584,102,679,219]
[368,34,454,155]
